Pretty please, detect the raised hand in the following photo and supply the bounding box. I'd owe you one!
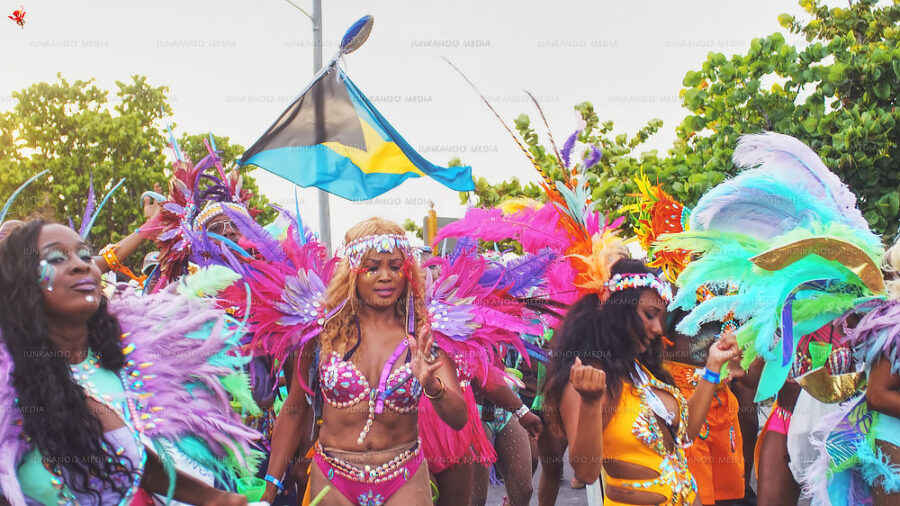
[142,183,164,221]
[569,357,607,403]
[408,325,443,397]
[707,329,741,371]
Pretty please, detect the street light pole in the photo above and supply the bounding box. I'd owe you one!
[311,0,332,253]
[282,0,332,253]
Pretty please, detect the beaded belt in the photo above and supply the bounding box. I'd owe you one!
[315,439,421,484]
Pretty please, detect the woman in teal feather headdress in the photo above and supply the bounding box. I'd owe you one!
[656,132,886,505]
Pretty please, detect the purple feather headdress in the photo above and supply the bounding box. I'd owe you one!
[147,148,260,289]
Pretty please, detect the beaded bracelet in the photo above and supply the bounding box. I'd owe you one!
[701,368,721,384]
[264,474,285,493]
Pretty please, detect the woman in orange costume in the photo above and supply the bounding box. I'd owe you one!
[542,258,739,506]
[627,179,750,505]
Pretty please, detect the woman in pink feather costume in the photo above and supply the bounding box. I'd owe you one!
[260,218,467,506]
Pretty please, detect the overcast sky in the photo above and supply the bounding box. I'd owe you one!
[2,0,831,245]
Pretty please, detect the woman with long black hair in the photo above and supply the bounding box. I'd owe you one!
[541,258,739,506]
[0,220,255,505]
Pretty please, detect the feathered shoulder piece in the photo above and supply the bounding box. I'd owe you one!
[417,243,552,474]
[657,132,885,401]
[425,245,547,379]
[220,219,337,388]
[108,273,261,488]
[0,269,261,504]
[844,299,900,374]
[623,175,691,282]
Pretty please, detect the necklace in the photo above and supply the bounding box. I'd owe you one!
[631,363,691,455]
[47,349,148,505]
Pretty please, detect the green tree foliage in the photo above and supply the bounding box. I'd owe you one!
[465,0,899,237]
[0,74,276,260]
[402,218,423,239]
[177,133,275,224]
[0,74,170,247]
[671,0,898,235]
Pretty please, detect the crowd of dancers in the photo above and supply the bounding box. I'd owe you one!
[0,130,898,506]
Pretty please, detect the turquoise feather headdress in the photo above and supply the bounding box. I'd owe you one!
[658,132,885,401]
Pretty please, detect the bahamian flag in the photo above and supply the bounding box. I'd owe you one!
[238,65,474,201]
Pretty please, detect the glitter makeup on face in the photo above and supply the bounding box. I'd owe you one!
[37,260,55,292]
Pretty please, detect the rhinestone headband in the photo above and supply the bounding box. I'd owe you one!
[341,233,412,268]
[604,272,673,303]
[193,201,250,230]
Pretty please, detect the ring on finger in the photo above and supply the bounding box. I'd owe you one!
[424,353,437,364]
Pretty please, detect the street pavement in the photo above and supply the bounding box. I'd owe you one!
[485,449,587,505]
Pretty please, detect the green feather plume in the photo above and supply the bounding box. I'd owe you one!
[221,372,261,416]
[177,265,242,299]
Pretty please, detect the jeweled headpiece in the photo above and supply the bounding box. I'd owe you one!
[604,272,673,303]
[193,201,251,230]
[340,233,412,269]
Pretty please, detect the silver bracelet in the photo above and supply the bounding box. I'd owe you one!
[513,404,530,420]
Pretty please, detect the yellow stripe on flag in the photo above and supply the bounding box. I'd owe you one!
[322,119,426,177]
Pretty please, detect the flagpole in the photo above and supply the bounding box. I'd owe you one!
[311,0,333,254]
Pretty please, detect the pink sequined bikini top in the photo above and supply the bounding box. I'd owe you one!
[319,335,422,414]
[319,350,421,412]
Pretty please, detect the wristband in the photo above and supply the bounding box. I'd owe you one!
[100,244,148,288]
[100,244,123,271]
[701,368,721,385]
[264,474,285,493]
[513,404,530,420]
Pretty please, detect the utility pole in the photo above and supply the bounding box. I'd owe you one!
[312,0,332,253]
[282,0,332,253]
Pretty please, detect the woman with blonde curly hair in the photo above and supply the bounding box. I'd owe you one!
[261,217,467,505]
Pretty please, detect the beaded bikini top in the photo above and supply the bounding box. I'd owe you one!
[319,318,422,445]
[319,347,421,412]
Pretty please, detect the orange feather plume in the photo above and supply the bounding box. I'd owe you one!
[624,176,692,282]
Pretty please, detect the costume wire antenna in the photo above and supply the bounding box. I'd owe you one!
[523,90,569,181]
[441,57,561,199]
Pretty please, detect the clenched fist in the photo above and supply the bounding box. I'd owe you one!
[569,357,607,403]
[707,329,741,371]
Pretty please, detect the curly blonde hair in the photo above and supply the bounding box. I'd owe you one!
[320,217,429,355]
[884,237,900,301]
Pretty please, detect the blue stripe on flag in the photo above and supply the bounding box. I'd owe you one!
[242,145,424,201]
